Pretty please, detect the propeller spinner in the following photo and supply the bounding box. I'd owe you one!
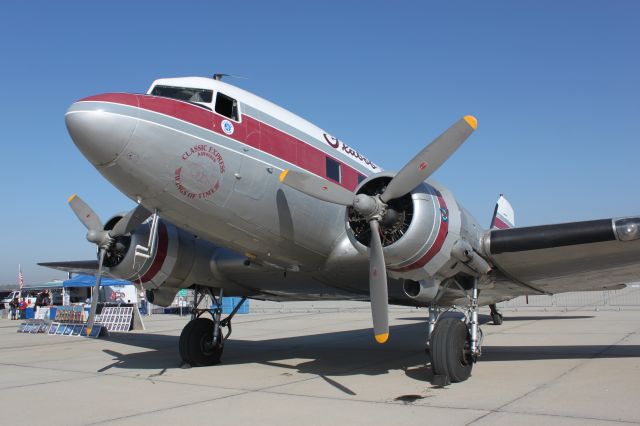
[280,116,477,343]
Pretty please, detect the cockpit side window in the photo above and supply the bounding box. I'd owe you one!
[150,85,213,108]
[215,92,239,121]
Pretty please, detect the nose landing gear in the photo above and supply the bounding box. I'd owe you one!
[179,286,247,367]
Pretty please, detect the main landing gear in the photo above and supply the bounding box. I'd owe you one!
[425,278,483,383]
[179,286,247,367]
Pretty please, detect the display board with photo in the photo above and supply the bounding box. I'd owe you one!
[97,306,134,332]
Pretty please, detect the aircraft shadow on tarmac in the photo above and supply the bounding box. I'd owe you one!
[100,315,638,387]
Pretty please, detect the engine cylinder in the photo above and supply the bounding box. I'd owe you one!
[346,173,453,280]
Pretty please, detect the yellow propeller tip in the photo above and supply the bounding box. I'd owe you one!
[279,169,289,183]
[463,115,478,130]
[67,193,77,203]
[375,333,389,344]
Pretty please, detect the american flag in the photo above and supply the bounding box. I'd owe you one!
[18,264,23,291]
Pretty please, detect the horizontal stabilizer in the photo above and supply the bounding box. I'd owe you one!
[38,260,101,276]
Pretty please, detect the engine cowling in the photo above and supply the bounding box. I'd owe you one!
[346,173,454,282]
[402,279,441,303]
[145,287,180,307]
[100,217,244,306]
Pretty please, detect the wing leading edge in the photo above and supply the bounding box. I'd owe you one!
[38,260,100,276]
[484,217,640,294]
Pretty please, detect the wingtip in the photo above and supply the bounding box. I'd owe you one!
[463,115,478,130]
[67,193,77,203]
[279,169,289,183]
[375,332,389,344]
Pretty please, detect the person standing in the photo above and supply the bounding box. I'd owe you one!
[42,290,51,306]
[34,290,51,319]
[9,298,18,320]
[139,292,148,316]
[35,290,51,308]
[18,298,27,319]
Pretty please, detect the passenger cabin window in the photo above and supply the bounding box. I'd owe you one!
[357,174,366,184]
[150,85,213,108]
[215,92,239,121]
[326,157,341,182]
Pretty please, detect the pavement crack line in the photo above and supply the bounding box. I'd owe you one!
[4,309,639,425]
[82,349,436,425]
[0,370,98,392]
[465,323,640,425]
[84,378,463,426]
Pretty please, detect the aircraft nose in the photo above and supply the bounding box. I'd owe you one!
[65,96,140,166]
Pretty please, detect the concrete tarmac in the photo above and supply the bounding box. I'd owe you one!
[1,307,639,425]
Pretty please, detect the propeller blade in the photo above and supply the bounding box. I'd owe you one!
[279,169,355,206]
[380,116,477,203]
[110,204,151,237]
[368,220,389,343]
[68,194,103,231]
[85,248,106,335]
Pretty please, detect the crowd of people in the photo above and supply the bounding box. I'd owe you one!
[5,288,149,321]
[8,290,51,320]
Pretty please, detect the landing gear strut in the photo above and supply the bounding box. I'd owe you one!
[428,278,482,383]
[179,286,247,367]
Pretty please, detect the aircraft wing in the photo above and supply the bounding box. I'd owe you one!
[484,217,640,294]
[38,260,101,276]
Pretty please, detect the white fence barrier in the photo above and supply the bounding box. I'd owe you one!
[497,284,640,309]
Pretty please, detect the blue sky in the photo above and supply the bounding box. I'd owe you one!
[1,1,638,285]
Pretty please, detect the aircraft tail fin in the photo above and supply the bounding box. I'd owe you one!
[490,194,515,229]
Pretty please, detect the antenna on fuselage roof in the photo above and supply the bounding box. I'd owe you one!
[212,73,248,81]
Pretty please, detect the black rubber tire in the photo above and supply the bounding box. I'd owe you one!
[491,312,503,325]
[179,318,223,366]
[430,317,473,383]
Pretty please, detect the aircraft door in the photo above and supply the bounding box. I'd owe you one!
[232,121,269,200]
[233,154,270,200]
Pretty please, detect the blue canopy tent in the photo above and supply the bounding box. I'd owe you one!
[63,275,138,306]
[60,275,145,331]
[63,275,133,288]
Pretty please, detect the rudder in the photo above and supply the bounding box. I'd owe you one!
[490,194,515,229]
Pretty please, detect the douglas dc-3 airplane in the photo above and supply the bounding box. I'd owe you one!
[41,75,640,383]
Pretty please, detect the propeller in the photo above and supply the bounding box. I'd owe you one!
[68,194,150,335]
[280,116,477,343]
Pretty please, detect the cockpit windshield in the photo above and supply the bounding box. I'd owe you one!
[150,85,213,105]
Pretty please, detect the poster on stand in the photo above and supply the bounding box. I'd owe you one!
[88,326,101,338]
[49,323,59,335]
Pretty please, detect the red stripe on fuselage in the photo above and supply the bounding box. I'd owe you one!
[389,193,449,272]
[139,222,169,284]
[79,93,364,191]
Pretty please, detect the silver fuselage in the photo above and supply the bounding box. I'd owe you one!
[65,81,507,307]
